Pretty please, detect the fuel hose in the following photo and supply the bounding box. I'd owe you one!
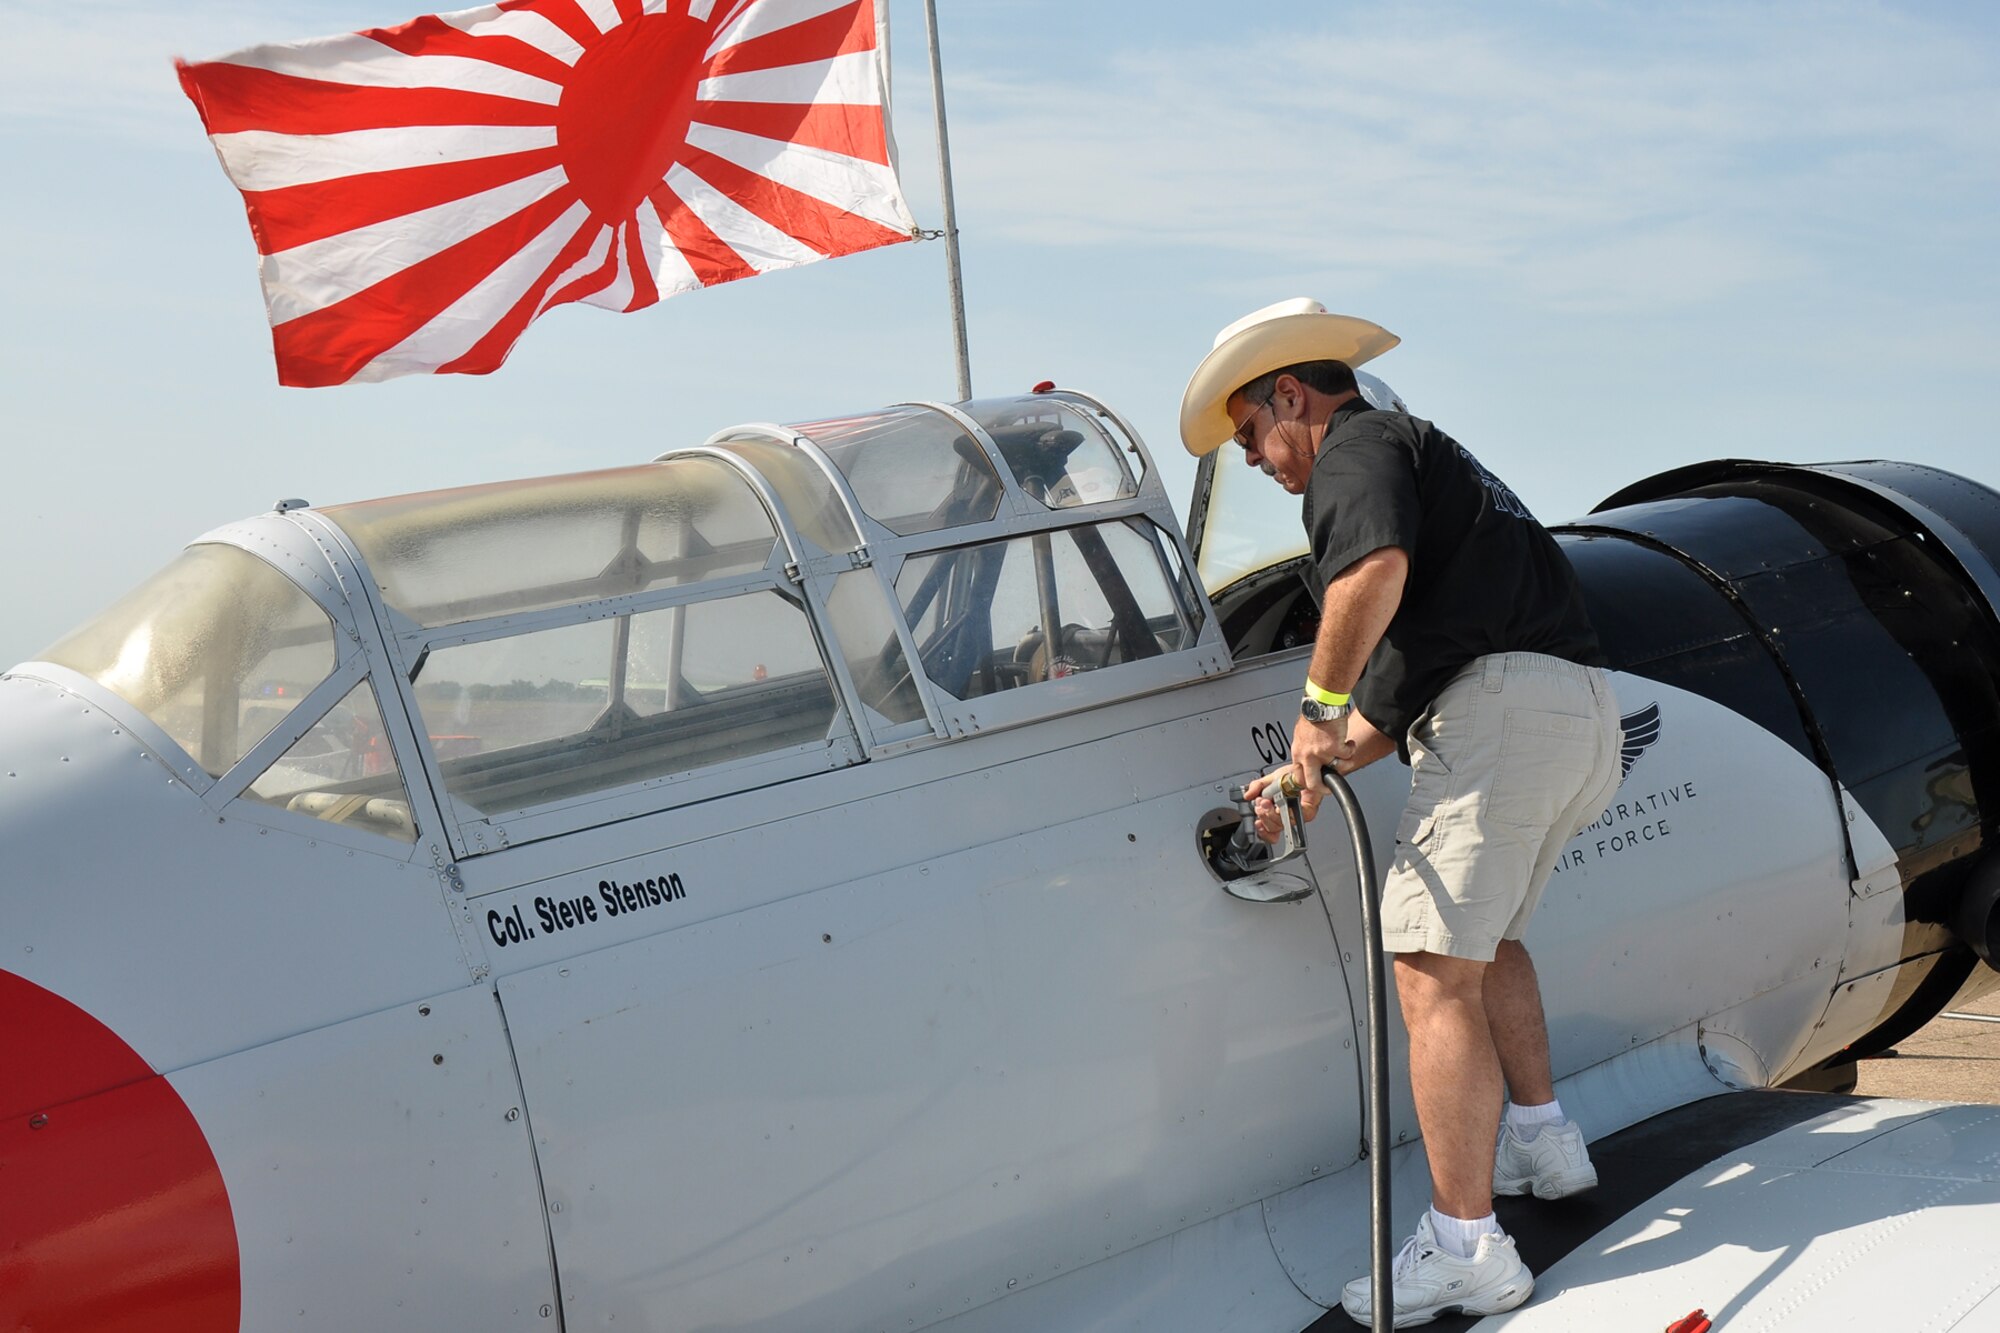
[1318,765,1391,1333]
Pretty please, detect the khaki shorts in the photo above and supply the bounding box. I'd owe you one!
[1381,653,1622,961]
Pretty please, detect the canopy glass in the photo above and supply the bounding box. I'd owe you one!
[326,458,778,628]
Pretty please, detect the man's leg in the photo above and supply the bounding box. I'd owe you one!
[1486,940,1554,1107]
[1395,950,1502,1219]
[1488,938,1598,1199]
[1344,947,1537,1325]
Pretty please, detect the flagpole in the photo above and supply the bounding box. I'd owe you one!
[920,0,973,402]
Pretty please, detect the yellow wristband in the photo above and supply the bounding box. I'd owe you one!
[1304,679,1351,707]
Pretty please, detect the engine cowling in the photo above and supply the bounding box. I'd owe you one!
[1561,460,2000,1059]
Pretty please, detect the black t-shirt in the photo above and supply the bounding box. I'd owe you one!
[1302,399,1602,752]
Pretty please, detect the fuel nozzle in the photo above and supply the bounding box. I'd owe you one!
[1215,771,1308,875]
[1202,771,1316,900]
[1268,772,1308,861]
[1212,786,1268,879]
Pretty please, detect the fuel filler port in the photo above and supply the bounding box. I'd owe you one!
[1199,779,1315,902]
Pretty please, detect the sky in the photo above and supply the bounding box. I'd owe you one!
[1,0,1996,668]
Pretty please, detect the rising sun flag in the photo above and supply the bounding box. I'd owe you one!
[178,0,918,387]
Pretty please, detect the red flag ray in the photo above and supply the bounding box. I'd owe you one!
[438,214,612,373]
[648,181,758,287]
[360,198,599,378]
[213,33,563,104]
[183,0,916,386]
[580,222,638,314]
[709,1,870,79]
[499,0,606,50]
[706,0,855,57]
[686,122,907,230]
[691,98,886,166]
[262,167,572,325]
[273,190,582,385]
[545,223,625,308]
[179,62,558,136]
[625,198,700,303]
[621,221,662,311]
[665,162,821,272]
[565,0,622,31]
[362,15,578,86]
[697,51,882,106]
[680,143,906,256]
[243,147,564,255]
[212,124,559,192]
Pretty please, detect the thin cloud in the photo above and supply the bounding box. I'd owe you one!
[0,2,408,144]
[946,4,1999,314]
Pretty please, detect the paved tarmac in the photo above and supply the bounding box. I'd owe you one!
[1851,978,2000,1102]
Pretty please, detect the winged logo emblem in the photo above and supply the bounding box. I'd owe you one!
[1620,702,1662,778]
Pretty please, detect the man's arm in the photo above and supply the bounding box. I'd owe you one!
[1338,708,1398,773]
[1289,545,1408,815]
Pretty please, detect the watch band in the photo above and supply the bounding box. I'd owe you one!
[1300,695,1352,724]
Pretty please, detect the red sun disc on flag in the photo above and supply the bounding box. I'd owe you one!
[179,0,917,387]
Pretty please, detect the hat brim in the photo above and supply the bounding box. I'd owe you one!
[1178,313,1400,456]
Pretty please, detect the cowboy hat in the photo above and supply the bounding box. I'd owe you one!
[1178,298,1399,455]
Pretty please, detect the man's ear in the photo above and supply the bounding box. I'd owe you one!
[1271,372,1306,419]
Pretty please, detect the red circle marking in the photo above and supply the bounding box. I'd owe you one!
[557,13,711,222]
[0,969,240,1332]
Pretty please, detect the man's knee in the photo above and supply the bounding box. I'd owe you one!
[1395,950,1489,1006]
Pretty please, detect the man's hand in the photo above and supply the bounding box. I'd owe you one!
[1289,713,1357,823]
[1243,769,1292,843]
[1244,711,1397,842]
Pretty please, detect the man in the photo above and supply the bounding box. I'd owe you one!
[1180,299,1624,1327]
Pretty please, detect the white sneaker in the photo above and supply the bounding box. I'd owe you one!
[1493,1117,1598,1199]
[1340,1213,1534,1327]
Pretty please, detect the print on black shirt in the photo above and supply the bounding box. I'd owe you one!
[1303,400,1602,756]
[1454,443,1534,520]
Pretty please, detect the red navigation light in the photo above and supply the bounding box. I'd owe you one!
[1031,381,1056,394]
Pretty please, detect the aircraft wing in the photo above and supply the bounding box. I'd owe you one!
[1306,1091,2000,1331]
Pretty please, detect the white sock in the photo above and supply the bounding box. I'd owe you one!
[1428,1207,1500,1260]
[1506,1098,1565,1140]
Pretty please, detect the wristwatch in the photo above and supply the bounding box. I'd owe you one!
[1300,695,1351,724]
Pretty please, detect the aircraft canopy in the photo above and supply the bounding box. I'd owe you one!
[30,392,1226,854]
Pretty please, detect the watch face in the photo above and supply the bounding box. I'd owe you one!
[1304,688,1352,720]
[1300,697,1349,723]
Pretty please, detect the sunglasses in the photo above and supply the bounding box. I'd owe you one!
[1231,393,1273,450]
